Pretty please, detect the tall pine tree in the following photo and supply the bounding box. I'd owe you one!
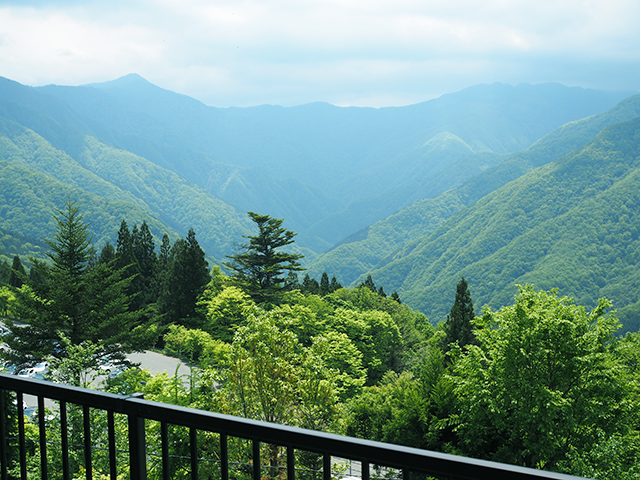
[2,200,153,379]
[9,255,26,289]
[224,212,304,304]
[157,229,209,328]
[443,277,476,351]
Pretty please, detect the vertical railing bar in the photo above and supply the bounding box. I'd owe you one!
[16,392,26,480]
[362,460,370,480]
[161,422,169,480]
[403,468,411,480]
[127,394,147,480]
[60,401,70,480]
[0,389,7,480]
[252,439,260,480]
[83,404,92,480]
[108,411,117,480]
[220,432,228,480]
[190,427,198,480]
[286,445,295,480]
[38,396,48,480]
[323,453,331,480]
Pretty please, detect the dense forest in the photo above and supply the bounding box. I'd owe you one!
[2,201,640,479]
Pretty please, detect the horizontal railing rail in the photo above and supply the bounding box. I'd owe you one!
[0,373,589,480]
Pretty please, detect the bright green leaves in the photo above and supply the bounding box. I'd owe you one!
[454,285,625,469]
[221,311,339,430]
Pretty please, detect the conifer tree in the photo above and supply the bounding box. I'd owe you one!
[301,274,319,295]
[319,272,330,296]
[158,229,209,327]
[0,259,10,286]
[390,291,401,304]
[361,275,376,292]
[2,200,152,379]
[224,212,304,304]
[444,277,476,351]
[9,255,26,289]
[284,271,300,290]
[99,242,116,265]
[329,275,342,293]
[131,221,158,310]
[115,220,135,272]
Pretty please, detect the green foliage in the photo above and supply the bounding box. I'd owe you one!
[163,324,230,365]
[9,254,25,288]
[221,310,340,432]
[199,285,253,343]
[0,285,15,316]
[346,347,456,452]
[224,212,304,304]
[157,228,210,328]
[453,285,626,469]
[366,114,640,328]
[2,200,155,379]
[443,277,476,351]
[48,334,102,387]
[329,307,401,384]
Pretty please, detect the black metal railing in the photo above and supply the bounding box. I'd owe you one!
[0,373,588,480]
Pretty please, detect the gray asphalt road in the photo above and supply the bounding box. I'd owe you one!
[128,350,191,378]
[21,350,190,408]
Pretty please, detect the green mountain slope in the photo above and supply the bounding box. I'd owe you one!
[0,97,254,262]
[308,94,640,285]
[365,116,640,333]
[31,76,630,249]
[0,158,177,253]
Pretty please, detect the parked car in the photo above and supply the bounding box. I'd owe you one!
[32,361,50,376]
[17,367,45,380]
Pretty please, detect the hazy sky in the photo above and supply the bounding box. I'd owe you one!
[1,0,638,107]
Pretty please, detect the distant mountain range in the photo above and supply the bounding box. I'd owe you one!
[1,74,638,330]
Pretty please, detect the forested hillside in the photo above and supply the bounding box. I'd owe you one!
[1,73,639,334]
[309,94,640,285]
[0,90,255,263]
[364,115,640,332]
[27,75,629,250]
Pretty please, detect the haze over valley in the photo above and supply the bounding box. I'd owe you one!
[1,74,639,330]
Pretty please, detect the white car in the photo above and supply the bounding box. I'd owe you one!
[32,361,50,376]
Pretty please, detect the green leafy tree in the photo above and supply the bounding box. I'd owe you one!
[330,307,402,384]
[224,212,304,304]
[443,277,476,352]
[2,200,154,381]
[200,285,254,343]
[0,286,15,317]
[453,285,626,470]
[346,347,456,453]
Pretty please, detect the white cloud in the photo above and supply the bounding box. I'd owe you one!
[0,0,638,106]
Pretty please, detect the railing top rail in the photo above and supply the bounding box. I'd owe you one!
[0,373,589,480]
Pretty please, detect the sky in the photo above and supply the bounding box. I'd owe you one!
[0,0,639,108]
